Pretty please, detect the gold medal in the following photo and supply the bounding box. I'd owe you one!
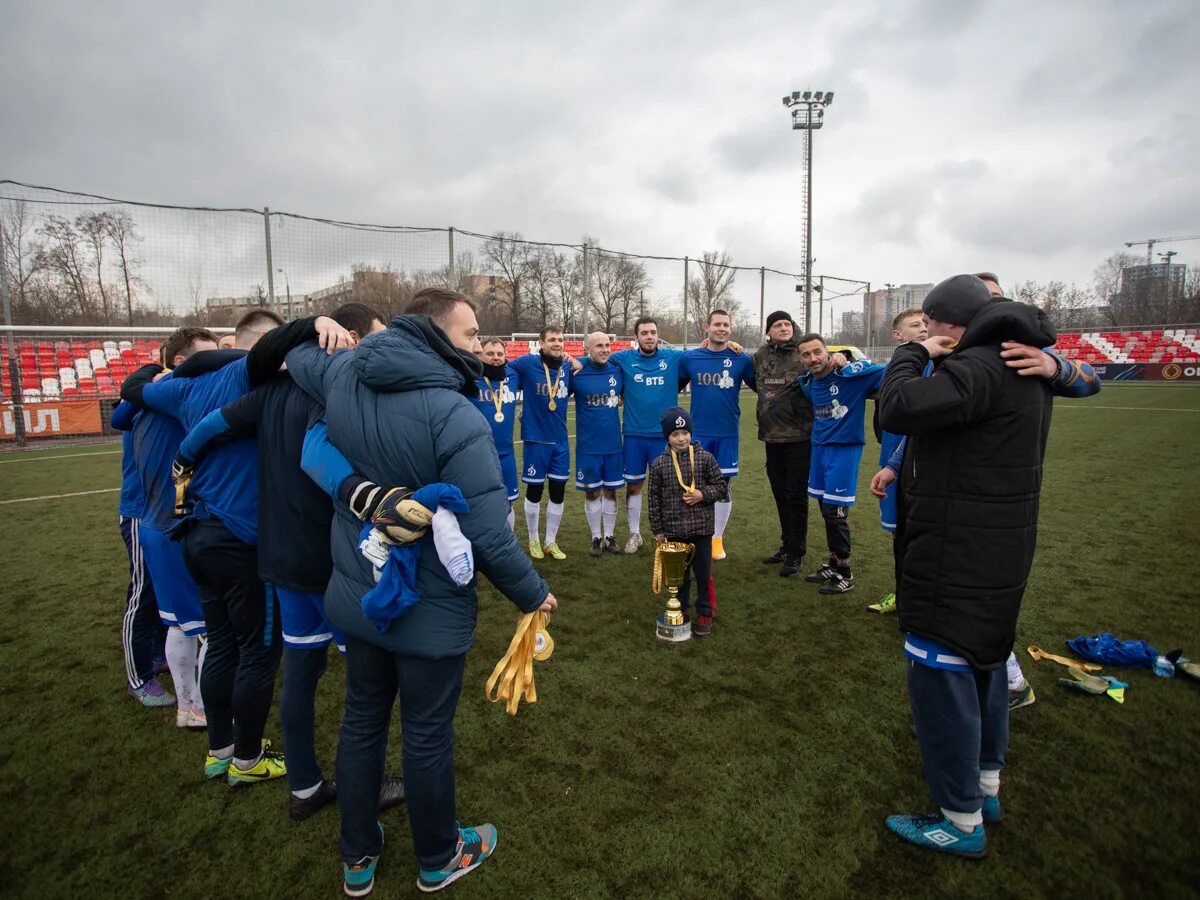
[671,444,696,493]
[494,411,504,423]
[485,377,506,423]
[542,361,563,413]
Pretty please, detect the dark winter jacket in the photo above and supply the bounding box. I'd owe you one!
[878,300,1055,669]
[646,442,728,538]
[752,339,813,443]
[285,315,549,659]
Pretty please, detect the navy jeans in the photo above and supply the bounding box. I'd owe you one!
[337,637,466,869]
[281,644,329,792]
[907,660,1008,813]
[182,518,282,758]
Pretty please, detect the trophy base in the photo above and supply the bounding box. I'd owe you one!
[655,613,692,642]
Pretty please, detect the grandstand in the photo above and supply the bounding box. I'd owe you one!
[1052,327,1200,365]
[1,332,637,405]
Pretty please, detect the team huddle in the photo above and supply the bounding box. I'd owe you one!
[112,274,1100,894]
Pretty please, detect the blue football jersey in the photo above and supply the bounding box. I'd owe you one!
[472,368,520,450]
[570,361,623,454]
[680,348,755,438]
[802,360,886,446]
[610,346,685,437]
[510,353,571,444]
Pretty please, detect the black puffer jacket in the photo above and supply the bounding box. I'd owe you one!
[752,339,813,442]
[877,301,1056,669]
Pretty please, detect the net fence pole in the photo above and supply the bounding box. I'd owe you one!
[0,213,27,445]
[759,266,766,337]
[682,256,689,347]
[263,207,277,316]
[448,226,455,279]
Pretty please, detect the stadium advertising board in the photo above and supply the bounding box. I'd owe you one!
[1091,363,1200,382]
[1,400,104,440]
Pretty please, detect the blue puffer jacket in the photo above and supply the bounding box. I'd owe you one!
[286,315,549,658]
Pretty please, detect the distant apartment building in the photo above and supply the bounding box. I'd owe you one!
[840,310,863,337]
[1120,262,1187,293]
[862,283,934,329]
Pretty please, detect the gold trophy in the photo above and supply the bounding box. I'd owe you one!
[652,541,695,642]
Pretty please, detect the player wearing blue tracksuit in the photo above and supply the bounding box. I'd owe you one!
[509,330,574,556]
[609,324,687,549]
[471,363,521,503]
[797,345,887,594]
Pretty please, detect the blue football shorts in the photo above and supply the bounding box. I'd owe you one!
[623,435,666,483]
[696,435,740,478]
[522,440,570,483]
[270,583,344,651]
[576,451,624,491]
[808,443,864,506]
[140,524,206,635]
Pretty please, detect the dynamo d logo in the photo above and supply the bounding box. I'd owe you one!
[675,416,686,427]
[723,358,732,368]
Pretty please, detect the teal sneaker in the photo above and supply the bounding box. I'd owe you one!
[343,823,385,897]
[982,795,1002,824]
[417,823,497,893]
[203,753,232,780]
[885,813,986,859]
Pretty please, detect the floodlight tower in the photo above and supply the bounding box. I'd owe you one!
[782,89,834,331]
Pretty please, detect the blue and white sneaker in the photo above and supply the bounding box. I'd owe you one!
[343,823,385,897]
[982,795,1002,824]
[885,813,986,859]
[417,823,497,893]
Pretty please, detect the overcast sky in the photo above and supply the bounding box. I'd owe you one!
[3,0,1198,319]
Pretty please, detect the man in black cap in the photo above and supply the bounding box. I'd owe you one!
[877,274,1056,859]
[751,311,813,576]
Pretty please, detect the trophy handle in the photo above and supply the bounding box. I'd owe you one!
[651,543,664,595]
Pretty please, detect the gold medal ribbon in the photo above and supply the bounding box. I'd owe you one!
[671,444,696,493]
[486,610,553,716]
[542,361,563,409]
[485,377,505,419]
[1027,645,1102,672]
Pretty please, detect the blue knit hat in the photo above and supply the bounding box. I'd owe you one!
[661,406,692,439]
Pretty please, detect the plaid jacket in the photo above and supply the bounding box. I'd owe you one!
[646,442,728,538]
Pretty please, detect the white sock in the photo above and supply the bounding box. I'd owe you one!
[233,751,263,769]
[210,743,234,759]
[165,626,199,709]
[292,780,322,799]
[601,496,617,538]
[1006,651,1026,691]
[524,498,540,542]
[506,506,515,532]
[714,499,732,539]
[627,492,643,536]
[980,769,1001,798]
[194,636,207,712]
[941,807,982,831]
[545,501,564,545]
[584,498,602,539]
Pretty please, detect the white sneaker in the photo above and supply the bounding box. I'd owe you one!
[624,532,643,555]
[176,708,191,728]
[186,708,208,729]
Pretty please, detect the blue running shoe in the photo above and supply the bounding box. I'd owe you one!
[982,795,1002,824]
[885,813,986,859]
[417,823,497,893]
[343,823,385,897]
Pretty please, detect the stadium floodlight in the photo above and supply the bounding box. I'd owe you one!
[781,89,835,331]
[782,95,791,106]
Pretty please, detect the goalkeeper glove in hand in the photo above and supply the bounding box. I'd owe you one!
[346,479,434,545]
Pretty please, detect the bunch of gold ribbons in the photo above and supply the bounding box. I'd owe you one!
[486,611,554,716]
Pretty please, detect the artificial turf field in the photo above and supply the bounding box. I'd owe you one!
[1,384,1198,899]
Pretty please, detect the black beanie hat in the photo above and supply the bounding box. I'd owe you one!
[661,406,693,439]
[922,275,993,327]
[765,310,794,333]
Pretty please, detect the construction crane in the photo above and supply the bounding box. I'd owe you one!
[1124,234,1200,266]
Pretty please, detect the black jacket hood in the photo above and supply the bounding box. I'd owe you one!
[957,300,1056,353]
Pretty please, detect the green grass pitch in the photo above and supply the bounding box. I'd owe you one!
[1,385,1198,898]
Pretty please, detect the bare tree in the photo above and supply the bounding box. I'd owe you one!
[38,215,93,319]
[482,231,534,330]
[104,210,144,326]
[76,212,114,323]
[592,251,648,334]
[687,251,739,336]
[549,249,582,333]
[1,200,45,317]
[525,247,559,328]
